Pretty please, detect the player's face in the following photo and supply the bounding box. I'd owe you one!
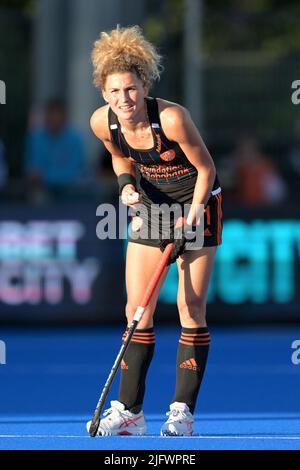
[103,72,149,121]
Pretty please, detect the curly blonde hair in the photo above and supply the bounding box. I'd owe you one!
[91,25,162,90]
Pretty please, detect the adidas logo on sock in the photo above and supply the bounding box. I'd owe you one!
[121,359,128,370]
[179,358,201,372]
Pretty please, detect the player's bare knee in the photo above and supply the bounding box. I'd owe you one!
[178,299,206,324]
[125,303,136,323]
[125,302,155,326]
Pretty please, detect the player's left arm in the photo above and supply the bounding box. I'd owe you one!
[160,103,216,225]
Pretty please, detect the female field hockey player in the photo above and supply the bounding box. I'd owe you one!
[87,26,222,436]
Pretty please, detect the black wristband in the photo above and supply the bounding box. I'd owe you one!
[117,173,137,195]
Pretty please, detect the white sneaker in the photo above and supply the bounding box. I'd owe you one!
[86,400,146,436]
[160,402,194,436]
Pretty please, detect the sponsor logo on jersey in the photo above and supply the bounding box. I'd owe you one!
[160,149,176,162]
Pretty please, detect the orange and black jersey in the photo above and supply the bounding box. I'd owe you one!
[108,97,220,192]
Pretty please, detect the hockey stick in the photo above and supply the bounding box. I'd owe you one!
[88,240,175,437]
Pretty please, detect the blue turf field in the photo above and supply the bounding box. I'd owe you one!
[0,326,299,450]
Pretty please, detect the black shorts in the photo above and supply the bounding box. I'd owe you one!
[128,176,223,250]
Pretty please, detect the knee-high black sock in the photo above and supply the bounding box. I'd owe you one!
[172,327,210,414]
[118,327,155,414]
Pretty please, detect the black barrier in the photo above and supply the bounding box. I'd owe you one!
[159,219,300,322]
[0,202,299,323]
[0,202,124,323]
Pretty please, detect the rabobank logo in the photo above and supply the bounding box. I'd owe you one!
[0,340,6,365]
[0,80,6,104]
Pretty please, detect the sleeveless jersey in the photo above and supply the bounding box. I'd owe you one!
[108,97,220,193]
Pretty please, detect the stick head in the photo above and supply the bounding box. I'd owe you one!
[88,419,100,437]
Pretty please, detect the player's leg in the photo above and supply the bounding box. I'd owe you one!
[119,241,169,411]
[161,246,216,436]
[94,241,169,435]
[125,240,169,328]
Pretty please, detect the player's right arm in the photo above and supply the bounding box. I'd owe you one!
[90,106,140,205]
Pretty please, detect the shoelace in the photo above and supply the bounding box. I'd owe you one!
[166,409,187,421]
[103,406,124,418]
